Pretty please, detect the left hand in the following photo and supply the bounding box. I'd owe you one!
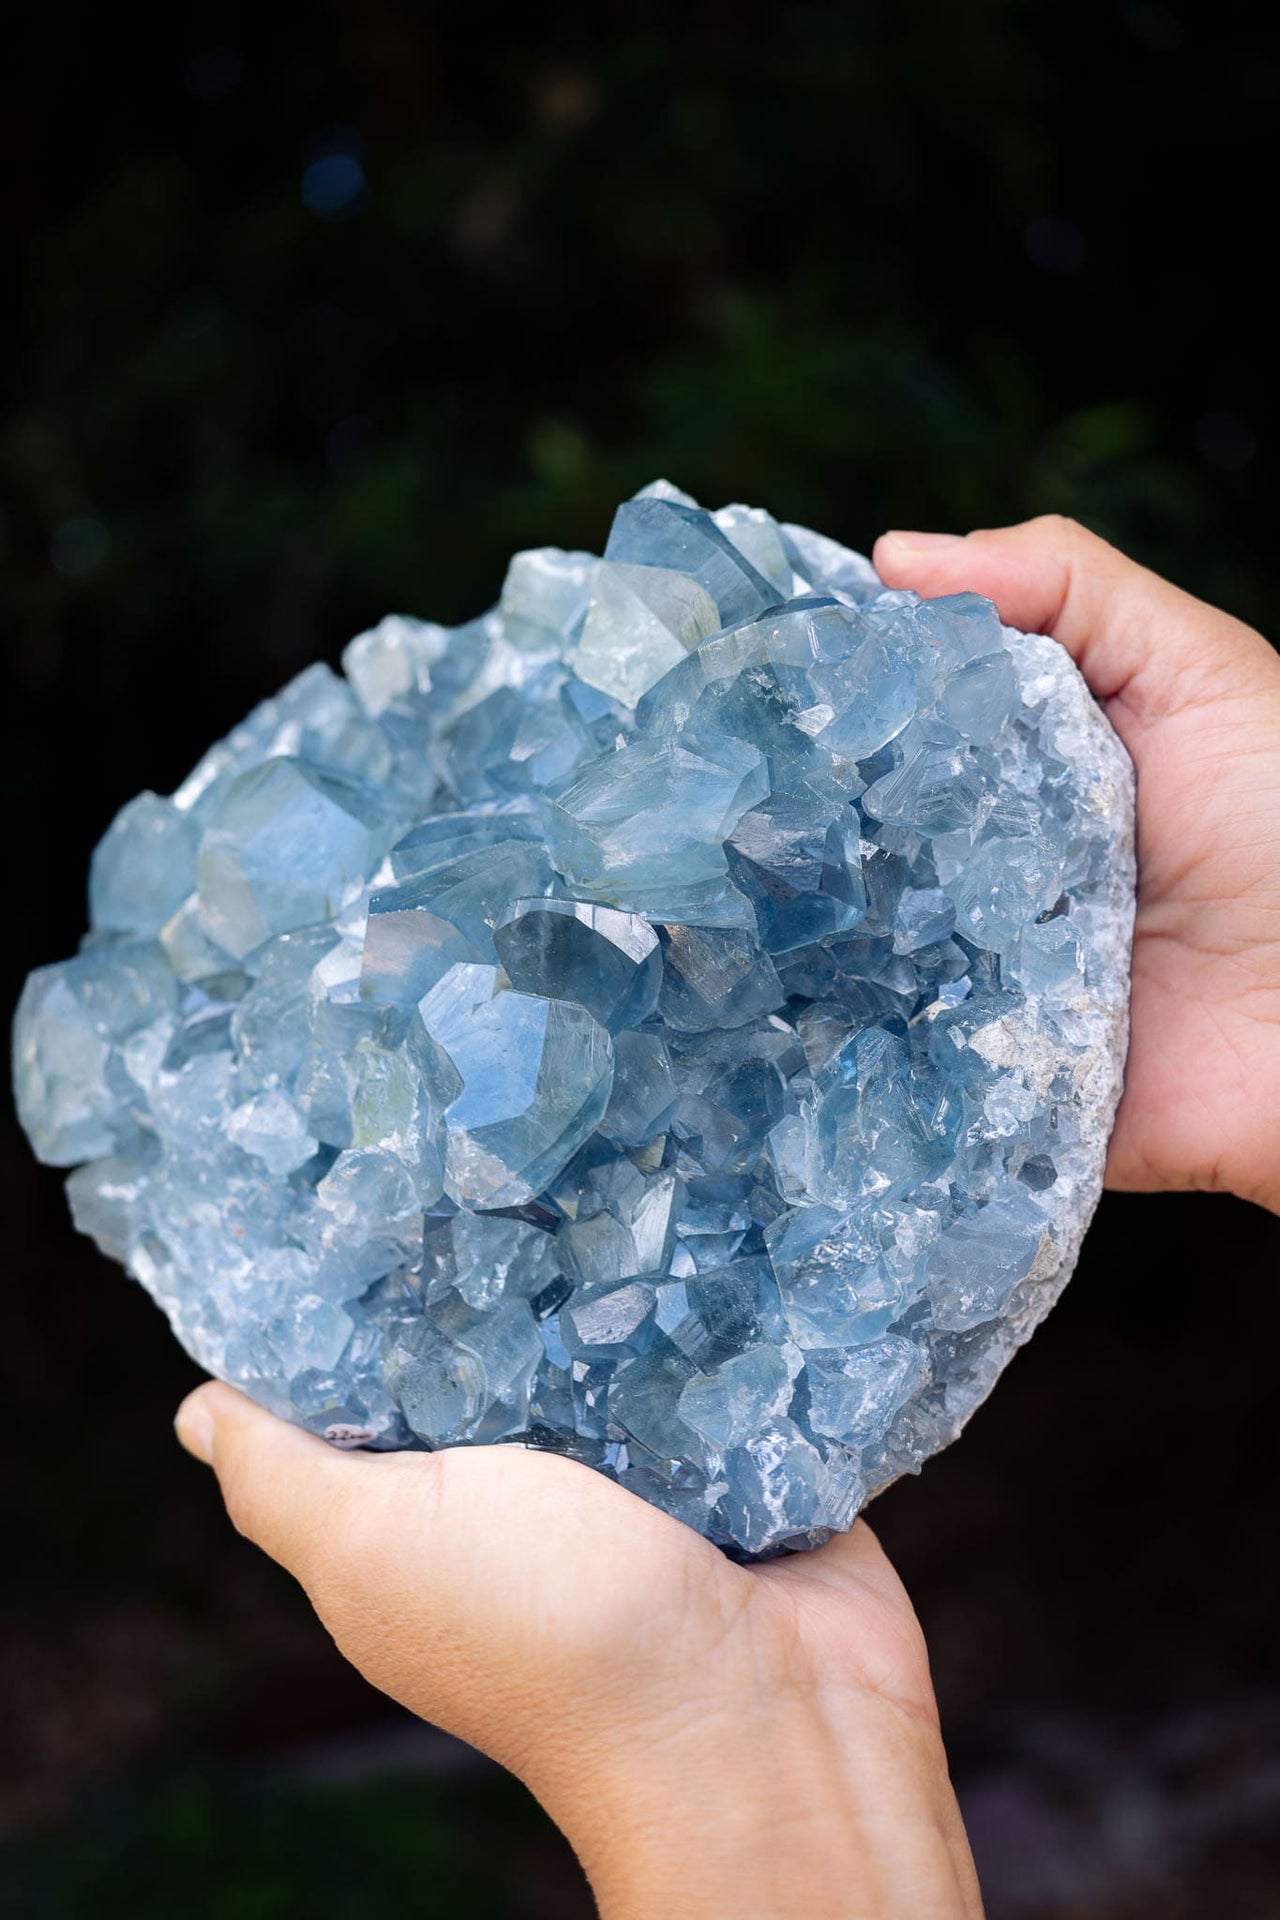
[178,1382,981,1920]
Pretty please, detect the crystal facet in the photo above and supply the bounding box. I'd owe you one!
[11,483,1134,1557]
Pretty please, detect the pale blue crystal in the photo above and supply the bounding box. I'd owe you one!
[678,1345,796,1450]
[713,504,797,598]
[719,1417,848,1557]
[605,495,779,627]
[368,836,555,971]
[389,1297,545,1445]
[861,724,984,835]
[11,483,1134,1558]
[388,806,544,880]
[545,732,767,926]
[778,519,883,604]
[13,943,177,1164]
[417,963,614,1209]
[1005,916,1086,999]
[574,561,720,707]
[493,899,661,1032]
[657,926,784,1032]
[941,648,1019,743]
[498,547,595,653]
[893,887,957,954]
[598,1029,678,1147]
[559,1162,681,1286]
[226,1088,319,1175]
[342,614,447,718]
[175,663,401,820]
[423,1212,561,1312]
[360,902,474,1008]
[89,792,200,936]
[561,1282,660,1363]
[804,1335,926,1446]
[196,757,396,959]
[925,1180,1049,1332]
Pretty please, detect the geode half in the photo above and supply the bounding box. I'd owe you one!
[12,483,1135,1557]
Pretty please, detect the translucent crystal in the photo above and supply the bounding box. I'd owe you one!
[417,964,614,1209]
[574,561,720,707]
[196,757,396,959]
[604,495,779,627]
[13,943,177,1164]
[11,483,1134,1558]
[545,731,767,927]
[89,792,200,936]
[493,899,661,1032]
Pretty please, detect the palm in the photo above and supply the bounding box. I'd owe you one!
[285,1442,936,1784]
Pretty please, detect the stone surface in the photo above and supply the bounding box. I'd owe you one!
[11,483,1135,1558]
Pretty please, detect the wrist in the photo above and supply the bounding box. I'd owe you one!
[541,1687,981,1920]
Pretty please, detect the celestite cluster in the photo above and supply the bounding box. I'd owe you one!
[12,484,1134,1557]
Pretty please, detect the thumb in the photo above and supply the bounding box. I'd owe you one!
[873,515,1274,736]
[173,1379,592,1771]
[176,1380,376,1586]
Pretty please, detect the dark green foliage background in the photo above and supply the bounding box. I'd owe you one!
[3,4,1279,1915]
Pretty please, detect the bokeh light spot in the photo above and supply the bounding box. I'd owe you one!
[184,47,244,101]
[1023,216,1086,274]
[1123,3,1185,52]
[324,417,374,474]
[301,154,368,218]
[49,517,110,579]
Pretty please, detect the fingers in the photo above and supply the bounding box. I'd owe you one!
[873,516,1274,730]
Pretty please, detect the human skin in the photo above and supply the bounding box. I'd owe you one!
[178,517,1280,1919]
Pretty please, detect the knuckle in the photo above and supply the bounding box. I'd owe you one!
[1029,511,1086,545]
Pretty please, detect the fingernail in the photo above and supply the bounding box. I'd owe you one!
[175,1390,215,1464]
[881,530,965,550]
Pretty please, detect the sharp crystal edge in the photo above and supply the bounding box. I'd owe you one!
[12,483,1135,1558]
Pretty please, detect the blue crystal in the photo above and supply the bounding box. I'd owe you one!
[893,887,957,954]
[545,732,767,927]
[11,483,1134,1556]
[493,899,661,1032]
[196,757,397,960]
[13,942,177,1165]
[598,1030,678,1147]
[417,963,614,1209]
[679,1344,795,1450]
[575,561,720,708]
[605,495,779,627]
[804,1336,926,1445]
[373,835,554,957]
[89,792,200,937]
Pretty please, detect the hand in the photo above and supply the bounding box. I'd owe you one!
[877,518,1280,1216]
[176,1383,982,1920]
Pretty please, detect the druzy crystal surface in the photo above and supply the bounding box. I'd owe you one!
[12,483,1134,1557]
